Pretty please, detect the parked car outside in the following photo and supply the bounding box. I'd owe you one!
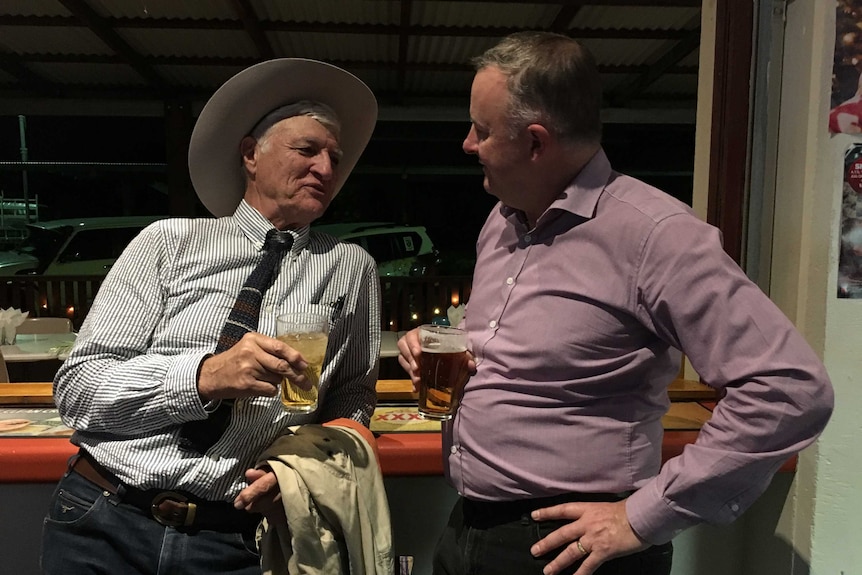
[312,222,440,276]
[0,215,165,276]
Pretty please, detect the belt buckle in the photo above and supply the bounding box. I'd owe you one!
[151,491,197,527]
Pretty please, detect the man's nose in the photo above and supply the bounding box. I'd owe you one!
[312,153,335,180]
[463,127,478,155]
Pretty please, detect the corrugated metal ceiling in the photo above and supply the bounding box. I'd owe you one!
[0,0,702,121]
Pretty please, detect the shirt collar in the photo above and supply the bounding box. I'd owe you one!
[500,147,613,227]
[230,199,310,254]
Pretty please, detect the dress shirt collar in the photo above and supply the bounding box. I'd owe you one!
[500,147,612,229]
[231,199,311,255]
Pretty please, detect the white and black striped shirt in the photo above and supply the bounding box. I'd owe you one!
[54,200,381,501]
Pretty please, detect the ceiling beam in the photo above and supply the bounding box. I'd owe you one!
[396,1,413,105]
[0,83,696,106]
[549,2,586,32]
[229,0,275,60]
[0,50,59,96]
[607,27,700,107]
[0,15,692,40]
[57,0,168,92]
[13,53,697,76]
[385,0,700,5]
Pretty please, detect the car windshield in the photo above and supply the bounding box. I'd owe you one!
[17,225,73,273]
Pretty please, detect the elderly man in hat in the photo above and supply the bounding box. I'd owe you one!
[41,59,380,574]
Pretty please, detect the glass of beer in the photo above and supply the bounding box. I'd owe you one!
[276,312,330,412]
[417,324,469,421]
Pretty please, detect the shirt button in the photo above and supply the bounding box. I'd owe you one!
[524,234,532,243]
[731,503,739,512]
[450,446,458,454]
[489,320,497,328]
[209,454,221,462]
[506,277,514,285]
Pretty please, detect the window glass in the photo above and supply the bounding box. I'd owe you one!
[363,234,399,261]
[58,227,142,262]
[361,232,423,261]
[20,226,72,271]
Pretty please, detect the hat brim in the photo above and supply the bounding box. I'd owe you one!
[188,58,377,218]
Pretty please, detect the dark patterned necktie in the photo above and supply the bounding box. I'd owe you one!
[180,229,293,453]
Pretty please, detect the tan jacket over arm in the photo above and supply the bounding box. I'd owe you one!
[255,421,393,575]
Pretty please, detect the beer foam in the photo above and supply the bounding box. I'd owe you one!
[420,338,466,354]
[422,345,466,353]
[419,326,467,353]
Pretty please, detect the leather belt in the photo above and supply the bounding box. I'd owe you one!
[463,491,633,529]
[69,450,261,534]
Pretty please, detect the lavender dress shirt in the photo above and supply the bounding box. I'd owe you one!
[444,149,833,544]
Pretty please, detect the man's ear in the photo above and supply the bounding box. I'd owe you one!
[240,136,258,173]
[526,124,551,160]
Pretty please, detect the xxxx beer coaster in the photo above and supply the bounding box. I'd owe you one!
[371,406,441,433]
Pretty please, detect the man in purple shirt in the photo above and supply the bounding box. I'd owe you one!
[397,32,833,575]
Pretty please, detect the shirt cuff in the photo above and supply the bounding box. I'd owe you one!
[163,352,212,422]
[625,480,700,545]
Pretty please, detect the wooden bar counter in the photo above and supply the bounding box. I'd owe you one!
[0,380,793,483]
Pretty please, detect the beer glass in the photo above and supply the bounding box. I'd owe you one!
[417,324,469,421]
[276,312,330,412]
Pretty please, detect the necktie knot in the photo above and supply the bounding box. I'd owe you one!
[266,229,294,253]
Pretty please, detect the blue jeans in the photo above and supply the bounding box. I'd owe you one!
[433,498,673,575]
[40,469,261,575]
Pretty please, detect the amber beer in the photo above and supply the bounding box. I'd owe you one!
[276,313,330,412]
[418,325,468,421]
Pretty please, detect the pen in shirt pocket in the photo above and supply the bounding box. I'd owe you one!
[329,295,345,322]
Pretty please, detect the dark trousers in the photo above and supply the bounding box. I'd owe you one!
[40,468,262,575]
[433,497,673,575]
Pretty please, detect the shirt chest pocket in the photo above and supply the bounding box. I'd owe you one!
[270,301,342,336]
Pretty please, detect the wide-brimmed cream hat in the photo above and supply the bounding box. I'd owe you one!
[188,58,377,217]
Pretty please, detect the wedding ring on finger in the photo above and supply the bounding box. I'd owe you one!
[576,540,589,555]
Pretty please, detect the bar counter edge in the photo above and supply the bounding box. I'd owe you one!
[0,430,795,484]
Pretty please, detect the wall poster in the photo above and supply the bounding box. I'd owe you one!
[839,144,862,298]
[831,0,862,134]
[833,2,862,298]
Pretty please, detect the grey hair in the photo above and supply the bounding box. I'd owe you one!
[250,100,341,143]
[472,31,602,144]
